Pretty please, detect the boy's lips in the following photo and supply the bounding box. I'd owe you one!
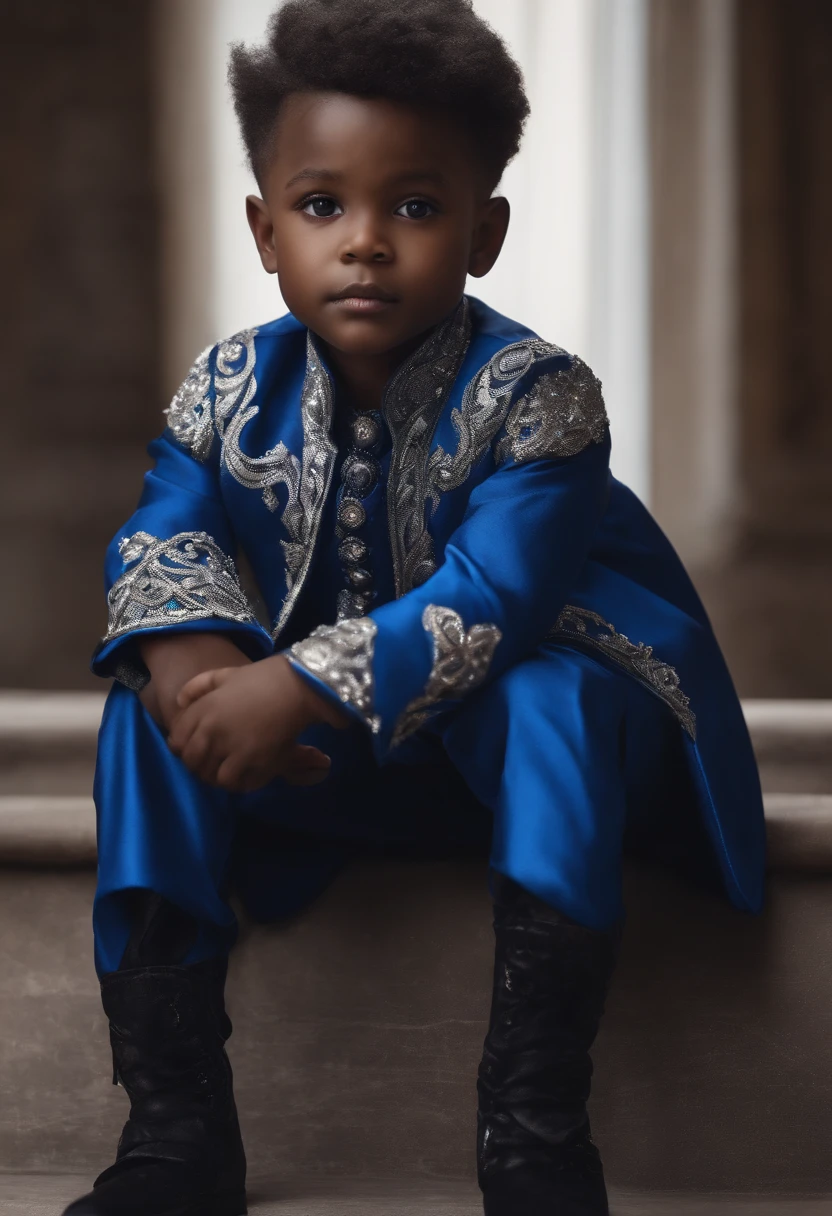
[329,282,399,313]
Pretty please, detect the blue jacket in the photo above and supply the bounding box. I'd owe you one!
[93,296,766,914]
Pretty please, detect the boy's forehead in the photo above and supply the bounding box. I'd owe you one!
[268,91,473,186]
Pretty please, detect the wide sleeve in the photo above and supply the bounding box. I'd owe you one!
[91,344,273,688]
[285,355,611,756]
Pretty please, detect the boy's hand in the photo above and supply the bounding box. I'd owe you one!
[138,632,252,733]
[167,654,347,792]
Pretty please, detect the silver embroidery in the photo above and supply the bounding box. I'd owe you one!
[214,328,280,505]
[287,617,380,733]
[384,299,472,596]
[495,356,608,465]
[548,605,696,739]
[103,531,256,642]
[426,339,567,512]
[391,605,502,749]
[164,344,215,461]
[214,330,337,641]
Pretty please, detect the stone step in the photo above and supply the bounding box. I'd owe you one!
[2,693,832,795]
[1,791,830,870]
[1,860,831,1195]
[0,1174,829,1215]
[2,693,832,1198]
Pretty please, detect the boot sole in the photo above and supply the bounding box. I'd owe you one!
[64,1191,247,1216]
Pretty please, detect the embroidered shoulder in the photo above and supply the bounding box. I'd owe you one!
[103,531,256,642]
[427,338,566,511]
[287,617,380,734]
[495,355,608,465]
[163,330,260,463]
[164,344,216,461]
[390,605,502,749]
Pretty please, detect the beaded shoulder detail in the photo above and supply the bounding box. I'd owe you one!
[495,356,608,465]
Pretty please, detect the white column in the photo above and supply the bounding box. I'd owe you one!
[648,0,739,563]
[694,0,739,557]
[589,0,651,503]
[156,0,286,393]
[472,0,651,502]
[209,0,289,340]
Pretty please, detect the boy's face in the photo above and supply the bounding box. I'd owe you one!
[246,92,509,359]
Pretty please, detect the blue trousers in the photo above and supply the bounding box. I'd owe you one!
[93,644,711,976]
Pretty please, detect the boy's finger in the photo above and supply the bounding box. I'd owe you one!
[283,743,331,786]
[180,726,213,774]
[292,743,332,769]
[215,753,248,791]
[167,699,207,755]
[177,667,225,710]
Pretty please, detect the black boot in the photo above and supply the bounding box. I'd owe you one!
[477,871,619,1215]
[63,958,247,1216]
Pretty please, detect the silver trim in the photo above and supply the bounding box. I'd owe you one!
[495,356,608,465]
[103,530,256,643]
[390,604,502,748]
[427,338,567,510]
[548,605,697,739]
[287,617,380,733]
[384,299,472,596]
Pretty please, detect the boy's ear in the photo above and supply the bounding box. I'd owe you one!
[246,195,278,274]
[468,196,510,279]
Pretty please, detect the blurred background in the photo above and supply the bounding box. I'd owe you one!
[0,0,829,696]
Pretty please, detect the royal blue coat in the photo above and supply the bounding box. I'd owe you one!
[92,296,765,946]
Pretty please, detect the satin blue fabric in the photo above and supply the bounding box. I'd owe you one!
[93,642,713,976]
[91,295,765,973]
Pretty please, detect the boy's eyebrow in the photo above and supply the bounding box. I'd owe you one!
[285,168,344,189]
[284,168,449,189]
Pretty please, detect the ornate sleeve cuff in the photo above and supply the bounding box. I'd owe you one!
[390,605,502,749]
[103,531,258,641]
[93,531,265,686]
[285,617,381,734]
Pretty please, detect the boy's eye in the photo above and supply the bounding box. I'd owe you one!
[302,196,343,218]
[396,199,435,220]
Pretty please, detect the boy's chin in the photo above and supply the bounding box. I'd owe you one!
[313,318,425,359]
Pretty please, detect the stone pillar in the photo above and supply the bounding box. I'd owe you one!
[737,0,832,547]
[648,0,739,566]
[0,0,159,688]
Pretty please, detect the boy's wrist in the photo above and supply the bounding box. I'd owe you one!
[138,632,251,728]
[276,654,350,730]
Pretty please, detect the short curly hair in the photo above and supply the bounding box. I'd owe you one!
[229,0,529,190]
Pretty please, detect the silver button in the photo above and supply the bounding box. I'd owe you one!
[344,457,378,496]
[348,567,373,592]
[339,537,369,567]
[338,498,367,531]
[351,414,381,449]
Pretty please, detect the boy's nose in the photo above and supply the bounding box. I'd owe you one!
[339,219,394,264]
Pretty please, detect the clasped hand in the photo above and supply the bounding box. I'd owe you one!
[166,653,344,793]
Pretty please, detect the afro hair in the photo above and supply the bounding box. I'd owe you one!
[228,0,530,189]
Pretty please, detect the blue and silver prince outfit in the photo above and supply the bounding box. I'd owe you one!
[91,296,766,977]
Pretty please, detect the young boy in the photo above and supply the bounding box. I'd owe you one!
[65,2,766,1213]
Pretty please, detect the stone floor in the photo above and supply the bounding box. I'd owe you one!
[2,1175,831,1216]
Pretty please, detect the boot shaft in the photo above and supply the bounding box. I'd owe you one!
[478,871,620,1212]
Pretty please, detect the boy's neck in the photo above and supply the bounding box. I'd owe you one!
[321,327,432,413]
